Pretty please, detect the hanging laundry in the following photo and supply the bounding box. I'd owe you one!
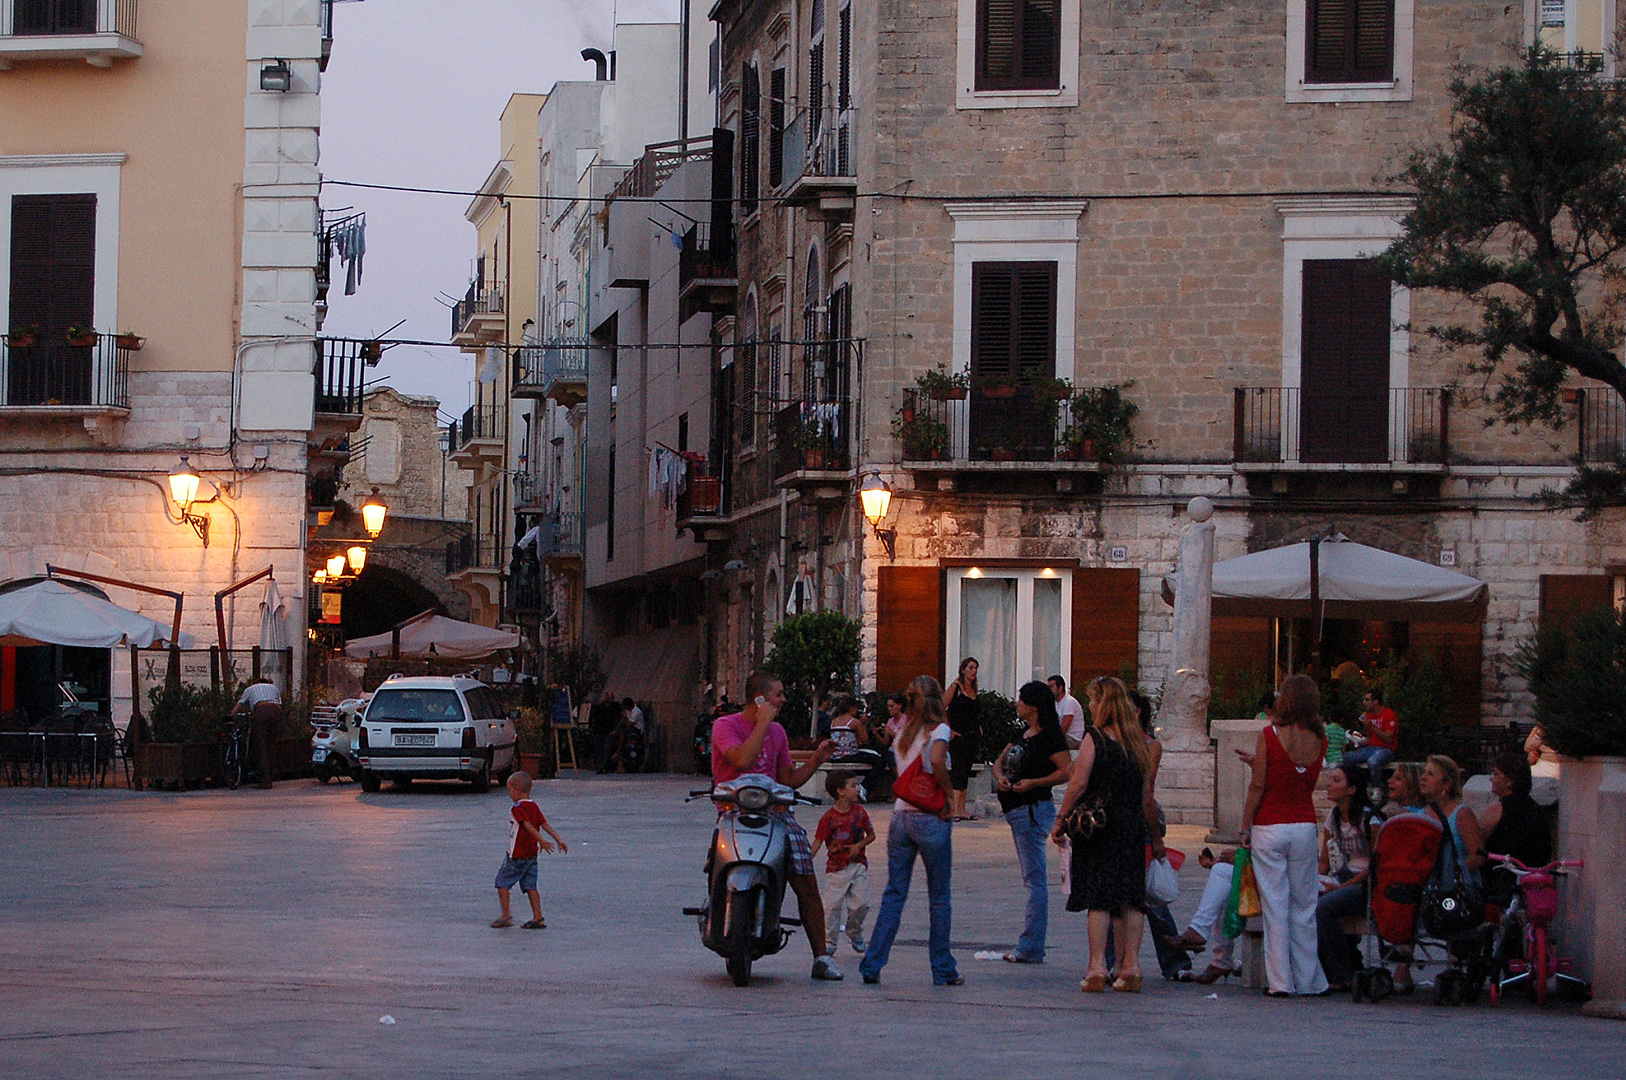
[479,347,502,384]
[646,446,687,509]
[331,214,367,295]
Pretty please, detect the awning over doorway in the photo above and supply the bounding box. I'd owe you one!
[1164,536,1489,622]
[343,612,519,660]
[0,579,195,648]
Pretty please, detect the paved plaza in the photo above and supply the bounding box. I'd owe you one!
[0,774,1618,1078]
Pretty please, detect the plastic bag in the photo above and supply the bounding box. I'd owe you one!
[1222,847,1255,939]
[1145,856,1180,905]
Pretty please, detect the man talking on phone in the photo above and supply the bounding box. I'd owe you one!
[711,670,842,980]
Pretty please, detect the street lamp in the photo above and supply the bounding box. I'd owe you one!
[167,455,210,546]
[346,545,368,573]
[326,554,347,580]
[361,487,388,538]
[859,470,897,561]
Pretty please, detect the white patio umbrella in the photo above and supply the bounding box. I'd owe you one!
[0,579,195,648]
[344,612,518,661]
[258,578,290,652]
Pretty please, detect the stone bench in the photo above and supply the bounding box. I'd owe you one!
[1235,912,1368,989]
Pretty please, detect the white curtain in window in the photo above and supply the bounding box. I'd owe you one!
[960,577,1017,696]
[1032,577,1063,685]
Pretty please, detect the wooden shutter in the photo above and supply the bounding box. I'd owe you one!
[768,67,786,189]
[970,261,1056,382]
[976,0,1061,91]
[1539,574,1614,631]
[1300,259,1390,464]
[740,65,760,213]
[15,0,96,34]
[808,43,824,122]
[1307,0,1394,83]
[1071,568,1140,689]
[838,4,851,111]
[1408,622,1483,728]
[876,566,943,695]
[738,341,757,446]
[10,193,96,335]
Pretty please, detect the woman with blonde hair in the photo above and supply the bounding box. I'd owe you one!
[1240,674,1329,997]
[859,674,962,986]
[1052,676,1152,993]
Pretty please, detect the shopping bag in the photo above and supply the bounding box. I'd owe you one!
[1145,856,1180,905]
[1237,857,1262,919]
[1222,847,1253,939]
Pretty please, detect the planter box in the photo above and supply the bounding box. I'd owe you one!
[132,742,216,790]
[1558,756,1626,1016]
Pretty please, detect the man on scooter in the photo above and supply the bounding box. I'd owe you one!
[711,670,843,981]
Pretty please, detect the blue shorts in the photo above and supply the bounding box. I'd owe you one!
[494,856,538,892]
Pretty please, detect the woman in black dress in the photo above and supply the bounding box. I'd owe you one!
[944,657,981,820]
[1053,676,1151,993]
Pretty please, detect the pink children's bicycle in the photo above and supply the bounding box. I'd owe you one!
[1488,854,1587,1007]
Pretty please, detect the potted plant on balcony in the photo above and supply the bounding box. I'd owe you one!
[6,324,41,349]
[64,325,100,348]
[893,411,950,461]
[1035,376,1074,401]
[975,372,1020,399]
[1060,383,1140,464]
[115,331,145,352]
[916,365,969,401]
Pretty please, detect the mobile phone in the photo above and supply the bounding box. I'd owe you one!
[755,695,768,708]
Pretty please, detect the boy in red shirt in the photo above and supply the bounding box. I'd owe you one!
[1344,690,1399,780]
[492,771,567,929]
[812,771,876,955]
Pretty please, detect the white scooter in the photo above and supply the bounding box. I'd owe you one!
[310,696,367,783]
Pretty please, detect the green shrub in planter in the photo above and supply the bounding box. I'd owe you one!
[1517,604,1626,758]
[145,684,237,744]
[973,689,1022,765]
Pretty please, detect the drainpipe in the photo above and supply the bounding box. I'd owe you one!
[582,48,608,80]
[679,0,690,142]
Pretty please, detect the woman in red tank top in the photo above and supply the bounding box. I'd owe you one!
[1240,675,1329,996]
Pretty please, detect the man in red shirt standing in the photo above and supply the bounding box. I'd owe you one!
[1344,689,1398,779]
[711,670,841,979]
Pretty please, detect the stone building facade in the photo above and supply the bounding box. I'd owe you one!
[703,0,1626,819]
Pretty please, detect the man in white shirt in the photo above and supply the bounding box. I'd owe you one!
[232,677,282,789]
[1049,675,1087,748]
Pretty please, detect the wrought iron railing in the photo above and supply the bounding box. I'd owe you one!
[540,509,583,556]
[897,386,1089,463]
[780,107,855,189]
[445,530,505,572]
[513,470,545,510]
[514,339,588,394]
[2,0,137,37]
[678,221,736,290]
[450,277,503,338]
[454,405,500,449]
[1232,387,1450,465]
[0,336,129,409]
[313,338,371,415]
[607,136,712,203]
[1576,388,1626,463]
[773,399,850,476]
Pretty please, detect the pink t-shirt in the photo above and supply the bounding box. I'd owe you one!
[710,711,793,783]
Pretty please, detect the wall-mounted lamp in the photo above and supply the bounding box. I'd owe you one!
[346,545,368,573]
[259,59,292,92]
[167,455,210,546]
[361,487,388,538]
[325,554,347,580]
[859,470,897,561]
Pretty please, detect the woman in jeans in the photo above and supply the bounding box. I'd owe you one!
[1240,674,1329,997]
[859,675,962,986]
[990,681,1072,964]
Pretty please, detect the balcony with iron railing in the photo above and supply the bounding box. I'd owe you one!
[773,399,851,485]
[512,340,588,406]
[0,0,141,66]
[780,107,857,213]
[1232,387,1450,470]
[896,387,1107,474]
[539,508,583,563]
[448,405,503,469]
[0,332,129,412]
[450,277,505,345]
[677,222,737,322]
[445,530,506,575]
[607,136,713,203]
[513,469,545,511]
[1576,388,1626,463]
[676,454,728,539]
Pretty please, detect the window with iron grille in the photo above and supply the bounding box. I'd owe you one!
[1305,0,1394,83]
[975,0,1061,91]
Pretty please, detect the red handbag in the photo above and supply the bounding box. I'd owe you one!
[894,748,946,814]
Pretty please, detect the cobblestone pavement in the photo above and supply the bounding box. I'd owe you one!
[0,775,1617,1079]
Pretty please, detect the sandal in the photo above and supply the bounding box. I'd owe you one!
[1111,974,1143,993]
[1193,964,1237,985]
[1080,973,1108,993]
[521,918,547,929]
[490,917,513,929]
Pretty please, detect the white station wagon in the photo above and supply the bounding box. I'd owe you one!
[356,675,517,792]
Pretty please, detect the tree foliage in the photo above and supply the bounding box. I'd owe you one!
[1380,48,1626,431]
[1516,603,1626,758]
[765,611,861,738]
[544,642,606,706]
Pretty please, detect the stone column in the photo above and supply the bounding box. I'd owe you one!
[1157,496,1216,755]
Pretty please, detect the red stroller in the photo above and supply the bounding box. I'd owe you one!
[1352,810,1439,1002]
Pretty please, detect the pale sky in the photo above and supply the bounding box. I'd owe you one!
[317,0,680,419]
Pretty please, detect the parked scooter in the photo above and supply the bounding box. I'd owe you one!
[310,696,367,783]
[682,774,820,986]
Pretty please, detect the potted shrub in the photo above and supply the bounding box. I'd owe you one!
[5,324,41,349]
[894,411,950,460]
[115,331,145,352]
[1035,376,1074,402]
[975,372,1020,399]
[135,683,237,790]
[513,705,549,776]
[1061,383,1140,464]
[64,325,100,348]
[916,365,969,401]
[1517,605,1626,1009]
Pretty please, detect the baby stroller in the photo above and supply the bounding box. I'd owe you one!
[1352,809,1492,1005]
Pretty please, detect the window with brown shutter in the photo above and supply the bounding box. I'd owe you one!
[1539,574,1614,631]
[1306,0,1395,84]
[976,0,1061,91]
[876,566,944,695]
[9,193,96,407]
[768,67,786,190]
[837,4,852,111]
[970,261,1056,381]
[808,43,824,123]
[1300,258,1390,464]
[740,64,760,214]
[1070,567,1140,689]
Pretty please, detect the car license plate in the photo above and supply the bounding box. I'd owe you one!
[395,733,436,747]
[312,749,328,762]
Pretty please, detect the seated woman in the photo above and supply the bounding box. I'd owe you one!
[1479,751,1552,907]
[1316,763,1376,992]
[826,693,887,799]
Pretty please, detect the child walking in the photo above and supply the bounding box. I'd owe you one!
[492,771,567,929]
[811,771,875,955]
